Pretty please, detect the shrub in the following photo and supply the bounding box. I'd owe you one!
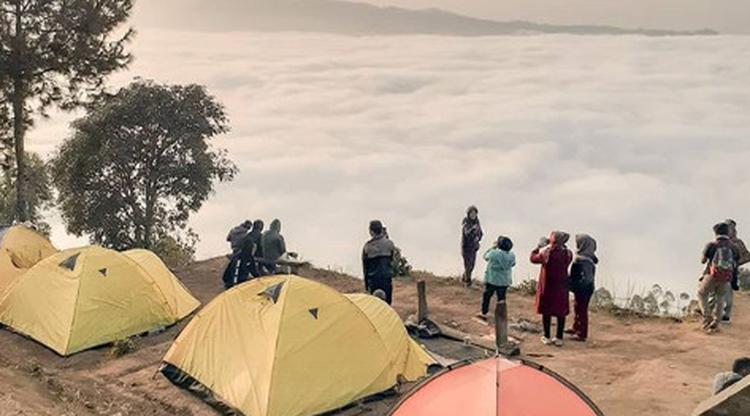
[152,233,198,270]
[108,338,137,358]
[514,279,537,296]
[739,268,750,291]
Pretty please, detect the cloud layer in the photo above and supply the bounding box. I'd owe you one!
[30,31,750,295]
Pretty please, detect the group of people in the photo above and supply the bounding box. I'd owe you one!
[464,206,599,347]
[222,218,287,289]
[698,219,750,333]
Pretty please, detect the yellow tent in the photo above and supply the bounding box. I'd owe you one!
[0,246,200,356]
[122,249,200,318]
[161,275,435,416]
[0,225,57,294]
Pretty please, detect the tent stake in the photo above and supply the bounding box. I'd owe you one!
[495,300,520,357]
[417,280,428,322]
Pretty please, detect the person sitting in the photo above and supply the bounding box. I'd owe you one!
[261,219,287,274]
[714,357,750,394]
[362,220,396,304]
[478,236,516,321]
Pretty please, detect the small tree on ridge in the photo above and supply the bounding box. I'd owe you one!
[51,80,237,252]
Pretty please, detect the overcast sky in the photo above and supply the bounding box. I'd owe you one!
[347,0,750,33]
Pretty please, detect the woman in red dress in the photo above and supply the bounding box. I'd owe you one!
[531,231,573,347]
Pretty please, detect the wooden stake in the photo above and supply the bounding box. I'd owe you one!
[417,280,428,322]
[495,300,508,349]
[495,299,520,356]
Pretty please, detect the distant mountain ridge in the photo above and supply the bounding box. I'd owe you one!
[140,0,719,36]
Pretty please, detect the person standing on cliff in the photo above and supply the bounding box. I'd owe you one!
[722,219,750,323]
[461,206,483,287]
[699,223,739,333]
[362,220,396,304]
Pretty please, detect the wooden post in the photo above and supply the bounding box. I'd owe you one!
[495,300,520,356]
[417,280,428,322]
[495,300,508,349]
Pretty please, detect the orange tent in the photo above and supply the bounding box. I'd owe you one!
[390,357,603,416]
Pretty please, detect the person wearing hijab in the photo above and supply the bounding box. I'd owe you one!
[261,219,287,274]
[461,206,484,287]
[567,234,598,341]
[362,220,396,304]
[478,236,516,321]
[531,231,573,347]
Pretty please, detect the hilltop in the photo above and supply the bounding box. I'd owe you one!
[0,256,743,415]
[137,0,718,37]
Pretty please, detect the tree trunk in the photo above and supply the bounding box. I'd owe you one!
[11,3,27,223]
[12,78,27,222]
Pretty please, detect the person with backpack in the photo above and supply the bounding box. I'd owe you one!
[461,206,483,287]
[362,220,396,304]
[721,219,750,323]
[477,236,516,321]
[222,220,253,289]
[567,234,598,342]
[699,223,740,333]
[531,231,573,347]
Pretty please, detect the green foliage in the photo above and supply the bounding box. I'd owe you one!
[0,0,134,220]
[514,279,538,296]
[152,233,198,270]
[50,80,237,251]
[108,338,137,358]
[739,268,750,291]
[391,246,412,277]
[0,152,52,232]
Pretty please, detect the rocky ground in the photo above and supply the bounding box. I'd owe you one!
[0,257,745,415]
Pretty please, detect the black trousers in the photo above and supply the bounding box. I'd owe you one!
[366,277,393,305]
[543,315,566,340]
[481,284,507,315]
[462,249,478,282]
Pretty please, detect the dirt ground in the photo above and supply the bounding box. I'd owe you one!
[0,257,745,416]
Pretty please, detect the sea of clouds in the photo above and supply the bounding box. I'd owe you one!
[30,31,750,295]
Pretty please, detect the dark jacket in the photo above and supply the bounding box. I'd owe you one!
[261,219,286,262]
[570,255,598,295]
[227,223,251,254]
[461,217,483,253]
[362,233,395,289]
[248,228,263,259]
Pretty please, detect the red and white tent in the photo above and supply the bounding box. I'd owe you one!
[390,357,604,416]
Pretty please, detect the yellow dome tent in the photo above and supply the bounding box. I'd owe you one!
[0,225,57,294]
[122,249,200,319]
[0,246,200,356]
[161,275,435,416]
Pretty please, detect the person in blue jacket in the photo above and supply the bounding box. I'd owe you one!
[478,236,516,320]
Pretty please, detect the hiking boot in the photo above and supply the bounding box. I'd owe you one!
[552,338,564,347]
[475,314,488,322]
[541,336,554,346]
[564,328,576,335]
